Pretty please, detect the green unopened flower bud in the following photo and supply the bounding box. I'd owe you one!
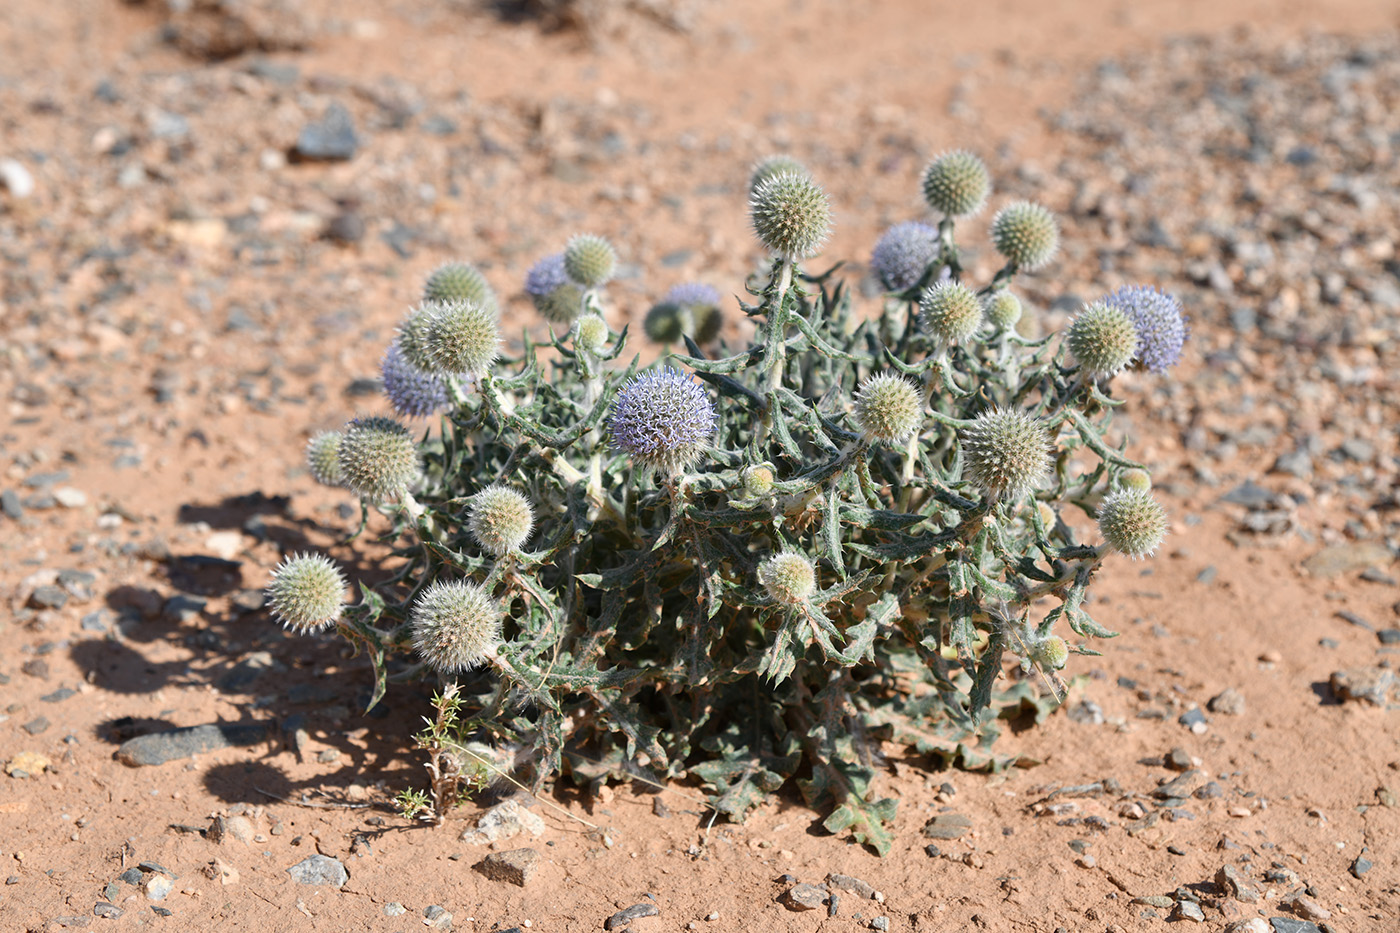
[1120,468,1152,492]
[339,415,420,502]
[853,373,922,443]
[1097,489,1168,559]
[468,485,534,556]
[990,200,1059,270]
[306,431,343,487]
[984,290,1023,330]
[1030,635,1069,671]
[1067,302,1138,378]
[920,281,983,345]
[410,580,502,672]
[422,300,500,377]
[748,154,809,196]
[423,261,498,313]
[574,313,608,354]
[961,408,1052,500]
[563,233,618,287]
[750,171,832,261]
[266,553,346,633]
[644,301,688,345]
[742,463,776,497]
[921,151,991,217]
[758,552,816,605]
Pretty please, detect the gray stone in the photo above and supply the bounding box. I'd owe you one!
[117,722,272,766]
[93,902,122,919]
[383,902,406,916]
[1270,449,1312,478]
[1153,769,1206,799]
[1066,699,1104,725]
[29,585,68,610]
[1330,667,1395,705]
[1222,481,1275,509]
[476,848,539,887]
[144,875,173,901]
[162,594,206,623]
[461,799,546,845]
[208,815,255,845]
[1269,918,1323,933]
[81,611,110,632]
[782,883,827,911]
[1178,708,1208,730]
[22,716,50,735]
[1225,921,1271,933]
[295,103,359,161]
[423,905,453,929]
[1,489,21,519]
[285,854,348,888]
[1173,900,1206,922]
[921,812,973,840]
[1208,687,1246,716]
[1377,628,1400,645]
[1303,542,1392,578]
[605,903,660,929]
[1290,896,1330,921]
[1165,747,1193,771]
[1216,864,1261,903]
[41,687,75,704]
[826,872,876,899]
[1350,854,1372,877]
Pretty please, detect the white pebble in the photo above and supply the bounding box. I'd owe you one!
[0,158,35,199]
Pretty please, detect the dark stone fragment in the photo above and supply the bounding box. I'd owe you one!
[1195,782,1223,800]
[1269,920,1322,933]
[922,812,973,840]
[151,906,172,917]
[23,716,50,735]
[93,902,122,918]
[29,585,69,609]
[605,903,660,929]
[1,489,21,519]
[21,659,50,680]
[476,848,539,886]
[1222,481,1275,509]
[781,883,827,911]
[118,868,143,885]
[344,378,381,398]
[324,211,365,244]
[294,103,358,161]
[1165,747,1193,771]
[116,722,271,766]
[1377,628,1400,645]
[41,687,76,704]
[1349,854,1372,878]
[826,872,875,899]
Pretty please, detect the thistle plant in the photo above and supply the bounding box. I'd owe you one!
[269,155,1186,851]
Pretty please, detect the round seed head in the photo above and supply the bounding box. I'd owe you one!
[395,304,437,372]
[742,463,776,496]
[984,290,1023,330]
[381,342,450,418]
[410,580,502,672]
[758,552,817,605]
[919,280,984,344]
[1103,285,1189,373]
[468,485,534,556]
[1097,489,1168,559]
[563,233,618,287]
[960,408,1053,499]
[1067,302,1139,378]
[423,261,498,313]
[608,367,717,476]
[665,282,724,344]
[305,431,344,487]
[990,200,1059,270]
[870,221,939,292]
[1030,635,1069,671]
[338,415,420,502]
[573,313,609,354]
[853,373,922,443]
[422,300,500,377]
[750,171,832,261]
[643,301,689,345]
[748,154,809,196]
[921,151,991,217]
[266,553,346,633]
[1120,468,1152,492]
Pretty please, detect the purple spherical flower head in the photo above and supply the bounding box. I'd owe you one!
[665,282,722,309]
[870,221,939,292]
[608,367,717,476]
[381,343,451,418]
[524,253,569,297]
[1103,285,1189,373]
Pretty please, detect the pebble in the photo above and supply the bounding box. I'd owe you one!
[93,902,122,919]
[117,722,272,766]
[384,902,406,916]
[1165,747,1193,771]
[1216,864,1261,903]
[22,717,50,736]
[208,815,255,845]
[477,848,539,887]
[605,903,660,929]
[461,799,546,845]
[0,158,35,198]
[826,873,876,899]
[1,490,21,520]
[28,585,68,610]
[1268,919,1323,933]
[1154,769,1207,799]
[1208,687,1246,716]
[144,875,173,901]
[1329,667,1395,705]
[1377,628,1400,645]
[286,854,348,888]
[1225,922,1270,933]
[782,883,827,911]
[295,102,359,161]
[1066,699,1104,725]
[1349,853,1372,877]
[1173,900,1206,923]
[1302,542,1393,578]
[1290,896,1330,921]
[53,487,87,508]
[921,812,973,840]
[423,905,453,929]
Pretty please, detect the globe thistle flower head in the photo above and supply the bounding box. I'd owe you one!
[1103,285,1189,373]
[423,261,498,313]
[410,580,502,672]
[266,553,346,634]
[1097,488,1168,559]
[563,233,618,287]
[1029,635,1069,671]
[919,280,984,345]
[960,408,1052,500]
[750,171,832,261]
[1120,468,1152,492]
[852,373,922,444]
[468,485,534,556]
[608,367,717,476]
[525,253,569,297]
[395,304,437,372]
[758,552,816,605]
[380,343,451,419]
[990,200,1059,270]
[644,301,688,346]
[666,282,724,344]
[573,313,609,354]
[338,415,420,502]
[422,300,500,377]
[921,151,991,217]
[1067,302,1139,378]
[742,463,776,497]
[305,431,344,487]
[748,154,809,196]
[870,221,939,292]
[984,290,1023,330]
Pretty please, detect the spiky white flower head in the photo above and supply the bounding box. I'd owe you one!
[1029,635,1069,671]
[608,367,717,476]
[423,261,498,313]
[573,313,609,354]
[990,200,1059,270]
[960,408,1053,500]
[563,233,618,287]
[1120,468,1152,492]
[380,343,450,418]
[758,552,817,605]
[422,300,500,377]
[1067,302,1139,378]
[1097,489,1168,559]
[921,151,991,217]
[852,373,922,444]
[984,290,1023,330]
[410,580,502,672]
[748,154,809,196]
[305,431,344,487]
[338,415,420,502]
[919,280,984,345]
[266,553,346,633]
[870,221,939,292]
[467,485,534,556]
[665,282,724,344]
[524,252,585,324]
[1103,285,1189,373]
[750,171,832,261]
[395,304,437,372]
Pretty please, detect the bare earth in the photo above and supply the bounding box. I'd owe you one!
[2,1,1400,931]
